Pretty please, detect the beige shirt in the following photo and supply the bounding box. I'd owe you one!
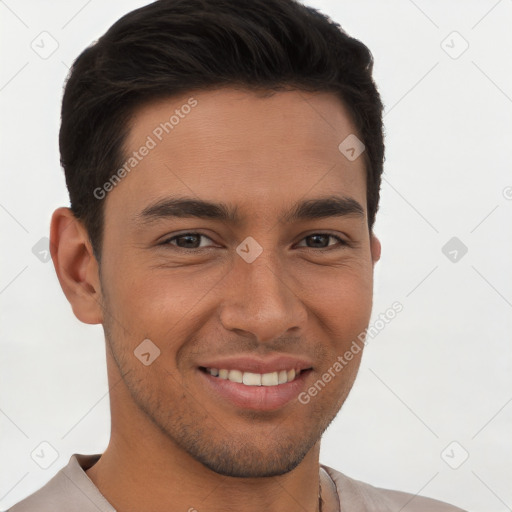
[8,453,466,511]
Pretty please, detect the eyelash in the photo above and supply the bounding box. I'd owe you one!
[160,232,349,251]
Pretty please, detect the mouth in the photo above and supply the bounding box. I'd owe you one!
[197,363,313,411]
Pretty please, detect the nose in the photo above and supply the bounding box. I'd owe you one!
[219,248,308,343]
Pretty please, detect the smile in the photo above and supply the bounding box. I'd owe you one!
[201,367,302,386]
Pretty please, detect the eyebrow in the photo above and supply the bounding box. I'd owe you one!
[133,194,365,227]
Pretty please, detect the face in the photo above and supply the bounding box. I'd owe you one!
[97,88,380,478]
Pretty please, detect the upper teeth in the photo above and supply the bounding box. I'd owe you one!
[207,368,299,386]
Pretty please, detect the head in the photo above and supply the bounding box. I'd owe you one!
[52,0,384,478]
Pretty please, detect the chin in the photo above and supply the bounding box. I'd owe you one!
[192,441,311,478]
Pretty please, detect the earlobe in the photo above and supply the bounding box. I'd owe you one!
[370,233,381,264]
[50,207,104,325]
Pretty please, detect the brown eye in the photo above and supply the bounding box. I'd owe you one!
[296,234,347,249]
[162,233,215,249]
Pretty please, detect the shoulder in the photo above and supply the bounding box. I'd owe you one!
[321,464,467,512]
[7,471,73,512]
[7,454,113,512]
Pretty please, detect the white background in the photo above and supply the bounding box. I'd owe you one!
[1,1,511,511]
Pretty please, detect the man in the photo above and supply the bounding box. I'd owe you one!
[9,0,466,510]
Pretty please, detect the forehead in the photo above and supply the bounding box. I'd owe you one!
[106,88,367,225]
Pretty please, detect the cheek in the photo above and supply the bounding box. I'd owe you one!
[102,259,227,350]
[297,259,374,333]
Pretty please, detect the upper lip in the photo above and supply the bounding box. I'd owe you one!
[198,355,314,374]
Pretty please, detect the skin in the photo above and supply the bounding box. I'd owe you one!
[51,88,381,512]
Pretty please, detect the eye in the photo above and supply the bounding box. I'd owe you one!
[162,232,216,250]
[295,233,348,250]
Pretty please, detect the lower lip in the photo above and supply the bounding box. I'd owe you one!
[198,369,312,411]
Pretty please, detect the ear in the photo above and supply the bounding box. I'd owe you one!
[370,232,381,266]
[50,207,104,324]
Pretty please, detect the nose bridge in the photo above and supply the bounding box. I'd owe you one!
[219,240,306,341]
[242,245,287,304]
